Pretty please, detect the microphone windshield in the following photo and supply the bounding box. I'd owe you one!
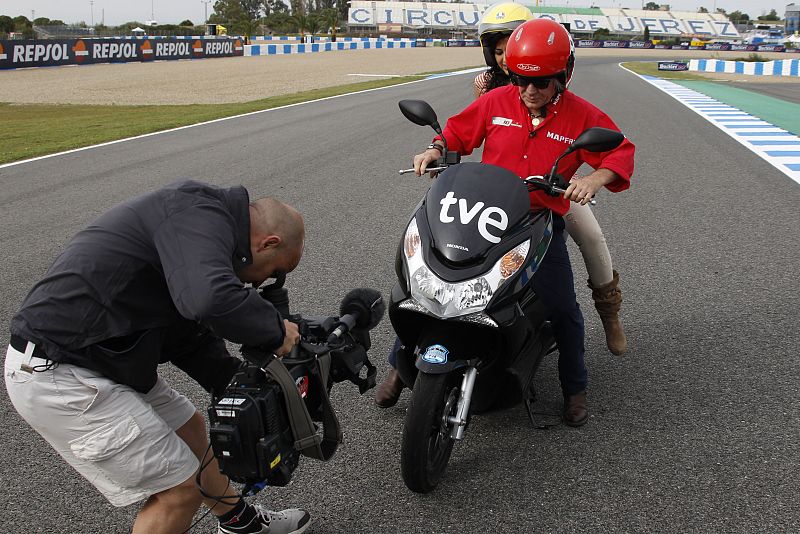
[339,288,385,330]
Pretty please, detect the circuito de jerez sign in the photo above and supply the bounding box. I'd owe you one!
[0,37,244,69]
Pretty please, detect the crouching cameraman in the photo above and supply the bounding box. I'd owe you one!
[5,180,311,534]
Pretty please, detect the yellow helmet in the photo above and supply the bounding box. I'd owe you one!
[478,2,533,67]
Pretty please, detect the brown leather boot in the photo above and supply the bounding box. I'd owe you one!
[563,391,589,427]
[374,368,404,408]
[588,270,627,356]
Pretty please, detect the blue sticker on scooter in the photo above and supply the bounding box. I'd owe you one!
[421,344,449,364]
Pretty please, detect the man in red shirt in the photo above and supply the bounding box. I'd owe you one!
[392,19,634,425]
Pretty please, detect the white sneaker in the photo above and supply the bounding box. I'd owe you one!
[218,505,311,534]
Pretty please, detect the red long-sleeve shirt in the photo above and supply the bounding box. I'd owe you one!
[436,84,635,216]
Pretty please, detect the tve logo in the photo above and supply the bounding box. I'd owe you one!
[439,192,508,244]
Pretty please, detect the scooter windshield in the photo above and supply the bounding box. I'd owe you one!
[424,162,531,265]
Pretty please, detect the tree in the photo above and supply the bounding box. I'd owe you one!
[13,15,31,30]
[698,7,708,13]
[263,12,290,33]
[240,0,263,20]
[643,2,660,10]
[305,14,322,33]
[239,16,259,36]
[290,0,306,16]
[757,9,780,21]
[179,19,194,26]
[212,0,248,23]
[290,12,313,35]
[319,8,339,40]
[593,27,610,39]
[337,0,348,23]
[643,25,650,41]
[728,10,750,23]
[0,15,14,34]
[211,0,261,34]
[262,0,289,17]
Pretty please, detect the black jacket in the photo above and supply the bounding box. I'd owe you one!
[10,180,286,393]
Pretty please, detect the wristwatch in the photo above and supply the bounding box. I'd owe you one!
[427,144,444,153]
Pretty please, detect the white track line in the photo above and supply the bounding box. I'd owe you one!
[0,68,480,171]
[620,63,800,186]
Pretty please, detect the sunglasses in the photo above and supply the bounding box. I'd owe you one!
[509,73,553,89]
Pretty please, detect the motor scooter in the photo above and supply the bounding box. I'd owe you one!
[391,99,624,493]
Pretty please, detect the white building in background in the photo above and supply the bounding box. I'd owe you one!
[786,3,799,34]
[347,2,741,39]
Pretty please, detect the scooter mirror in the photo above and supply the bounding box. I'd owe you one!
[399,100,439,129]
[569,127,625,154]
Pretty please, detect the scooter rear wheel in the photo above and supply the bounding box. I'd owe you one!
[400,371,461,493]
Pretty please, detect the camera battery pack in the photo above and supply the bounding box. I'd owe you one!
[209,366,301,486]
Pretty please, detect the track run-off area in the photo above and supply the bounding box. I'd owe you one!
[1,49,799,533]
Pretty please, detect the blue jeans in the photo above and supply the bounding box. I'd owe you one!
[532,215,587,395]
[389,215,587,395]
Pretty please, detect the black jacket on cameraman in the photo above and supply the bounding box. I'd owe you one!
[10,180,287,394]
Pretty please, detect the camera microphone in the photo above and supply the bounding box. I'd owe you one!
[327,288,385,344]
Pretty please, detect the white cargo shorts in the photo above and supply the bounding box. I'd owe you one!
[4,341,200,507]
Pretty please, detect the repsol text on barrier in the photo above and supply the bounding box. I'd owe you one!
[0,37,244,69]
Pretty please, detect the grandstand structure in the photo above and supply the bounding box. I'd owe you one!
[347,2,742,40]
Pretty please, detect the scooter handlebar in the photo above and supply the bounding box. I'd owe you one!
[525,175,597,206]
[398,166,448,175]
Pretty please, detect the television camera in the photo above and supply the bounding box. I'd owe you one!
[208,276,384,495]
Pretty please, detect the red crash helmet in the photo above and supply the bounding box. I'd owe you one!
[505,18,575,87]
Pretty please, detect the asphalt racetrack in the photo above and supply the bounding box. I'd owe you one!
[1,55,799,533]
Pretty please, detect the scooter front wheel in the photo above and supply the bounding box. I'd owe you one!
[400,371,462,493]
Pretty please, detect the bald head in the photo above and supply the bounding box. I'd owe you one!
[238,198,305,285]
[250,197,305,250]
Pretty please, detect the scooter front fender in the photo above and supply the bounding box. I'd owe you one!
[415,356,470,375]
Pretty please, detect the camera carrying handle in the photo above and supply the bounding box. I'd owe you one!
[263,353,343,461]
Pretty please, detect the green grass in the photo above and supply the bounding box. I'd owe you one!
[0,74,431,165]
[621,61,711,81]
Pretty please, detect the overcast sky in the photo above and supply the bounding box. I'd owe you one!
[1,0,788,27]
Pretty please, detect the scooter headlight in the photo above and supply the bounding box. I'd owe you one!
[404,217,421,259]
[403,231,531,318]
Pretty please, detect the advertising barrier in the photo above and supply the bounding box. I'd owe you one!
[658,61,689,71]
[704,43,732,51]
[0,37,243,69]
[572,40,795,52]
[690,58,800,76]
[244,39,416,56]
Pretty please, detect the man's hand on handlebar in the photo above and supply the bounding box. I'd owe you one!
[413,148,443,178]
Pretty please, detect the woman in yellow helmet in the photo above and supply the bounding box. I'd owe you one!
[474,2,533,98]
[475,8,628,356]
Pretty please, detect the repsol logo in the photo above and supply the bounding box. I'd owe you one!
[205,41,234,55]
[92,42,138,59]
[439,191,508,244]
[546,131,575,145]
[155,42,192,56]
[12,43,69,63]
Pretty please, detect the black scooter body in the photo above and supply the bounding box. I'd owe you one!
[389,162,555,410]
